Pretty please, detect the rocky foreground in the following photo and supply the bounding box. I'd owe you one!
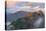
[6,10,45,30]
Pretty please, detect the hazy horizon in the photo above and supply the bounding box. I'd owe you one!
[6,2,45,13]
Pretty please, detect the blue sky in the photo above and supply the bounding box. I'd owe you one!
[6,2,45,13]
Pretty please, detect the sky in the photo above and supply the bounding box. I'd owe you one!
[6,0,45,13]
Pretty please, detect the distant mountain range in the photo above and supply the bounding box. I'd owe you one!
[6,11,29,22]
[6,10,44,22]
